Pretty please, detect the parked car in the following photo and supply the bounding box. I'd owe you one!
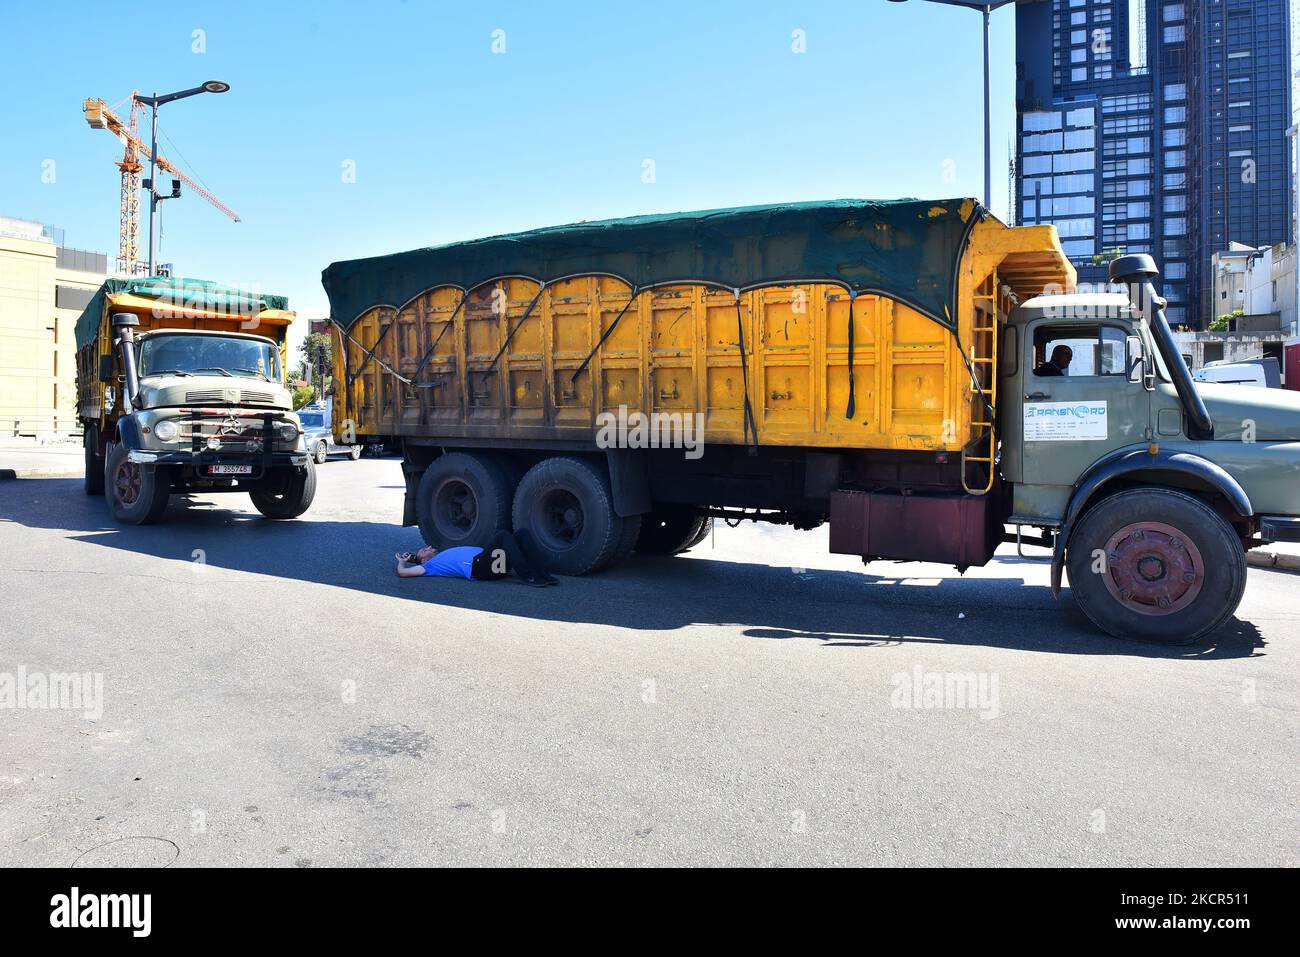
[298,409,361,463]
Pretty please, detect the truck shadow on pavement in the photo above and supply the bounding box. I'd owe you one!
[2,479,1266,661]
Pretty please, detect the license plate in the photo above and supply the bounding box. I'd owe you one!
[208,464,252,476]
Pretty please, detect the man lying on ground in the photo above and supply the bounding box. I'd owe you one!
[395,529,556,587]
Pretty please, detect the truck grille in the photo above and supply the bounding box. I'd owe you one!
[185,388,277,405]
[176,410,288,452]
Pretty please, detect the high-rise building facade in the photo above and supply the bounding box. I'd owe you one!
[1015,0,1292,328]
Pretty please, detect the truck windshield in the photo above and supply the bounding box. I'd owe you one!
[138,334,281,381]
[299,413,325,428]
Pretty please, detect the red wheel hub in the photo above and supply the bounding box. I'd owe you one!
[114,460,142,506]
[1101,521,1203,616]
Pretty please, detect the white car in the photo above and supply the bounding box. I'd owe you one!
[298,409,361,463]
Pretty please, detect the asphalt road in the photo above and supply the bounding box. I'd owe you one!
[1,458,1296,867]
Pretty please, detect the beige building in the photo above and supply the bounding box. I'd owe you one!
[0,216,107,437]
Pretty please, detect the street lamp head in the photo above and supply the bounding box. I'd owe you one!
[885,0,1021,8]
[202,80,231,94]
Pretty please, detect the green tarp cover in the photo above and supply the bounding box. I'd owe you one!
[322,198,984,333]
[73,276,290,350]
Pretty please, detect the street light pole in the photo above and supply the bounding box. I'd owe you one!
[134,80,231,276]
[147,95,160,275]
[888,1,1016,210]
[983,5,992,210]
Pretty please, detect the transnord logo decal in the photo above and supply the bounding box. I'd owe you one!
[1024,400,1108,441]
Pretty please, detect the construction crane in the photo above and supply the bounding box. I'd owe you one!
[83,94,240,274]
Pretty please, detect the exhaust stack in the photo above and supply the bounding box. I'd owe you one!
[112,313,141,408]
[1108,254,1214,440]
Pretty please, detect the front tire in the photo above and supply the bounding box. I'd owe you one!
[105,441,170,524]
[1065,488,1246,644]
[314,441,329,465]
[512,456,623,575]
[249,459,317,519]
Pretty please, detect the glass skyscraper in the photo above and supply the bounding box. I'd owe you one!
[1015,0,1291,327]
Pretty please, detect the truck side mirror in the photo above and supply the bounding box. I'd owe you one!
[1125,336,1144,384]
[99,354,115,380]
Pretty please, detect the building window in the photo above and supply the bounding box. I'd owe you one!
[1065,107,1095,128]
[1163,25,1185,44]
[1023,111,1062,132]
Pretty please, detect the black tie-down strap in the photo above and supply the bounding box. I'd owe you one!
[570,289,639,384]
[487,283,547,371]
[344,309,397,391]
[734,290,759,455]
[845,291,857,420]
[409,291,470,389]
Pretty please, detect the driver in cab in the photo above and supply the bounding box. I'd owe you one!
[1034,345,1073,378]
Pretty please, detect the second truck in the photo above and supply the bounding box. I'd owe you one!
[75,276,315,525]
[321,199,1300,643]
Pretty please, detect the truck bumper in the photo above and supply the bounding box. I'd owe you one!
[127,449,309,477]
[1259,515,1300,543]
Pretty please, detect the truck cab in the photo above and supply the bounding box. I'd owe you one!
[76,277,316,525]
[1001,258,1300,640]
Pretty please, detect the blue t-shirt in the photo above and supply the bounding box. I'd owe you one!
[420,546,483,580]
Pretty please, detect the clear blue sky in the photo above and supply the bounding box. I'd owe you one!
[1,0,1018,351]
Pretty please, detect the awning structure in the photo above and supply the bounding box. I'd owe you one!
[322,198,989,334]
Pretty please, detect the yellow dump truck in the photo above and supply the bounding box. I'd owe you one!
[323,199,1300,643]
[75,277,315,524]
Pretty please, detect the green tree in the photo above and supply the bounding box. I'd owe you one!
[291,385,317,410]
[1091,248,1125,266]
[298,331,334,397]
[1210,309,1242,332]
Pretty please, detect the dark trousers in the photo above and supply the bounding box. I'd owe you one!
[470,529,543,581]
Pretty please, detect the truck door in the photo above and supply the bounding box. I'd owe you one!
[1007,318,1151,489]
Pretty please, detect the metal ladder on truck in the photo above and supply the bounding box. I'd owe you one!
[961,272,1005,496]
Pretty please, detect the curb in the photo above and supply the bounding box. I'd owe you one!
[0,468,84,480]
[1247,550,1300,573]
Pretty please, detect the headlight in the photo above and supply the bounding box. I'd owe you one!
[152,419,178,442]
[275,422,300,444]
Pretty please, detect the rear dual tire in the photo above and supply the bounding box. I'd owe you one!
[413,452,637,575]
[84,425,104,496]
[511,457,627,576]
[635,510,711,555]
[415,452,515,550]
